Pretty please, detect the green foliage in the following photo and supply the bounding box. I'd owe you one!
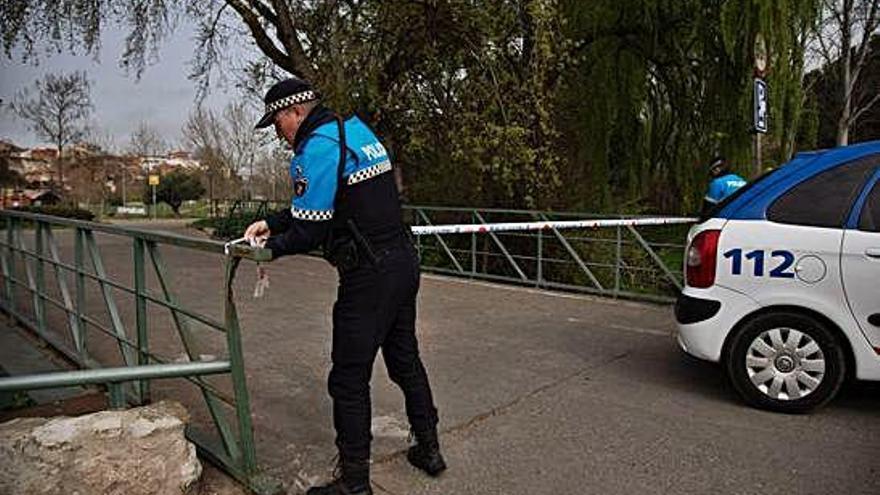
[4,1,830,215]
[147,170,206,216]
[801,34,880,148]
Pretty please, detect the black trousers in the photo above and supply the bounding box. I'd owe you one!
[329,240,439,460]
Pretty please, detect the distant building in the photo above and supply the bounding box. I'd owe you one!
[138,151,201,173]
[4,146,57,187]
[0,140,202,199]
[0,188,61,208]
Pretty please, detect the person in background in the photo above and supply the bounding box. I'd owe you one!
[702,156,747,215]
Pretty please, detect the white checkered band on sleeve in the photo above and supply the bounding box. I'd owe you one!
[347,160,392,185]
[291,207,333,221]
[266,90,318,114]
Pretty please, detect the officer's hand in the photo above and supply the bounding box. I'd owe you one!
[245,220,270,244]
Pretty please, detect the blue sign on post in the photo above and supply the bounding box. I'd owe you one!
[754,78,768,134]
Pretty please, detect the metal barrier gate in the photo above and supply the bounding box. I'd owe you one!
[0,210,280,494]
[406,206,695,302]
[211,201,695,302]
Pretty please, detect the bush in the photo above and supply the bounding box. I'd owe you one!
[14,205,96,222]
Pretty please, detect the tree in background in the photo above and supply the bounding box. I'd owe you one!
[811,0,880,145]
[182,106,236,212]
[125,120,167,204]
[128,121,166,157]
[11,71,93,187]
[0,1,852,215]
[803,33,880,148]
[557,0,822,213]
[148,169,206,216]
[223,102,261,199]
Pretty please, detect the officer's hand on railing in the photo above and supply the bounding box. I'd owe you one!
[244,220,270,246]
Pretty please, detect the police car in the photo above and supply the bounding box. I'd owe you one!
[676,140,880,413]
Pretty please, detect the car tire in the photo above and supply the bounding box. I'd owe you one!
[725,311,846,413]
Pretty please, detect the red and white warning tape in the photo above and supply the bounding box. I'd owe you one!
[409,217,697,236]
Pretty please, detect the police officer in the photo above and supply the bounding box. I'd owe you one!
[244,78,445,495]
[702,156,746,215]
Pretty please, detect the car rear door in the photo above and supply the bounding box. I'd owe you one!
[716,156,876,311]
[841,169,880,352]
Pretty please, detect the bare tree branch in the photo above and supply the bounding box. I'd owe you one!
[849,0,879,86]
[224,0,301,76]
[850,91,880,124]
[268,0,315,80]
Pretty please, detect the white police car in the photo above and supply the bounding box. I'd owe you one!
[676,140,880,413]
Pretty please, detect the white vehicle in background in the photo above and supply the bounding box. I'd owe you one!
[676,140,880,413]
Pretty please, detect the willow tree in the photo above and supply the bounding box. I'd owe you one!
[1,1,825,213]
[556,0,821,214]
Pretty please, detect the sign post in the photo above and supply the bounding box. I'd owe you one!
[753,33,769,177]
[148,174,159,220]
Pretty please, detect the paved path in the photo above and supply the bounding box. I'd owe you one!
[3,221,878,495]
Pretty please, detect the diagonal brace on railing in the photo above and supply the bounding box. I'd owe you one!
[16,223,45,338]
[415,209,465,273]
[44,225,83,352]
[537,213,604,291]
[473,211,528,281]
[1,220,15,313]
[625,225,683,291]
[146,242,244,464]
[84,231,136,370]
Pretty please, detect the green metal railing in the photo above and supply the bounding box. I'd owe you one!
[404,206,693,302]
[0,210,280,495]
[211,201,693,302]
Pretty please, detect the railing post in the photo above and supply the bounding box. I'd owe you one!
[133,238,150,404]
[74,228,87,362]
[537,226,543,288]
[223,256,257,475]
[471,211,477,277]
[34,222,47,335]
[614,225,622,298]
[2,217,15,311]
[107,382,127,410]
[415,208,422,254]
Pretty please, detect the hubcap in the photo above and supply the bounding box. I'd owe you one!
[745,328,825,401]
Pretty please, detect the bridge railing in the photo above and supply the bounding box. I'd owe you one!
[0,209,280,494]
[210,201,694,302]
[404,206,694,302]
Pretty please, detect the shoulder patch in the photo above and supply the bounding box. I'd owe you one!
[294,177,308,197]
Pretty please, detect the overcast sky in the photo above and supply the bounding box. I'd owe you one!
[0,21,242,151]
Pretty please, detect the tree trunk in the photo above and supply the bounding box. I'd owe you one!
[837,0,854,147]
[55,144,65,198]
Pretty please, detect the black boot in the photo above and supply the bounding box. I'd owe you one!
[407,429,446,476]
[306,458,372,495]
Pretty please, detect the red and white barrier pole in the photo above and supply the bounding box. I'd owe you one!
[409,217,697,236]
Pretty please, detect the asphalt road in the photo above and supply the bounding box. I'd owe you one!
[4,221,879,495]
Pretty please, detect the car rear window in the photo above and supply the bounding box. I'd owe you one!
[767,155,878,229]
[859,181,880,232]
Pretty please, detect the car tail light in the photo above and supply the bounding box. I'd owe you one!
[686,229,721,288]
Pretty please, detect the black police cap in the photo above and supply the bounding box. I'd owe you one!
[254,77,320,129]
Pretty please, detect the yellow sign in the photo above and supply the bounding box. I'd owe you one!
[148,175,160,186]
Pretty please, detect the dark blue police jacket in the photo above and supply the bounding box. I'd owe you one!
[265,108,403,258]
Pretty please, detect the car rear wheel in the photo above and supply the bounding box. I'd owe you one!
[725,311,846,413]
